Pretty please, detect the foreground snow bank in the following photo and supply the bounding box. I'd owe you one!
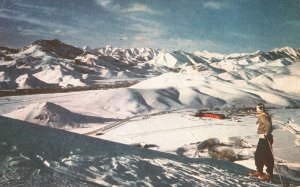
[2,115,299,186]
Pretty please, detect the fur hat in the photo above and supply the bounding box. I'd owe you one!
[256,103,265,112]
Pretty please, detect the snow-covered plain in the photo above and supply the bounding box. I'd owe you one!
[1,40,300,186]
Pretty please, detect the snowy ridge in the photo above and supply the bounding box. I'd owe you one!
[271,47,300,60]
[3,102,110,129]
[25,39,84,59]
[96,45,161,63]
[193,50,225,62]
[225,47,300,62]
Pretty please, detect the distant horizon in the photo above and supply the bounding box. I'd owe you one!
[1,38,299,55]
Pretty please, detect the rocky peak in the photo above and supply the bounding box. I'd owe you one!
[30,39,84,59]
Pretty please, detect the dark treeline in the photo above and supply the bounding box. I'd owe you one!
[0,80,140,97]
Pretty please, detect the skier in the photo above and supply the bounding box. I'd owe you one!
[250,103,274,182]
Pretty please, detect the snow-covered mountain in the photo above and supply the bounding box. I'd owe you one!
[27,39,84,59]
[1,39,300,109]
[195,47,300,62]
[1,39,299,90]
[0,40,170,89]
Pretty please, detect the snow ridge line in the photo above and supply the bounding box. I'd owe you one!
[84,118,130,135]
[285,125,300,135]
[273,120,300,135]
[83,109,186,136]
[100,118,131,133]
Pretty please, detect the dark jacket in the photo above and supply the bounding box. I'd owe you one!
[256,111,272,135]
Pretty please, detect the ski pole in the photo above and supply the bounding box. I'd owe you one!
[266,137,283,186]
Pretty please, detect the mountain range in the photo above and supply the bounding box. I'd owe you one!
[1,39,300,91]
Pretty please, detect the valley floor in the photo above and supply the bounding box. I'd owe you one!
[72,108,300,170]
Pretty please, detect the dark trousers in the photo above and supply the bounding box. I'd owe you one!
[254,136,274,175]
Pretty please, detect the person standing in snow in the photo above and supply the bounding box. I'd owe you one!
[250,103,274,181]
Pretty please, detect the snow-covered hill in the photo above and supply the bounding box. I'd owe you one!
[4,102,114,129]
[1,115,298,186]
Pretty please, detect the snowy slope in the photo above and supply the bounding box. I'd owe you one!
[2,115,298,186]
[3,102,114,129]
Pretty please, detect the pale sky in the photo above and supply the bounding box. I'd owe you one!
[1,0,300,53]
